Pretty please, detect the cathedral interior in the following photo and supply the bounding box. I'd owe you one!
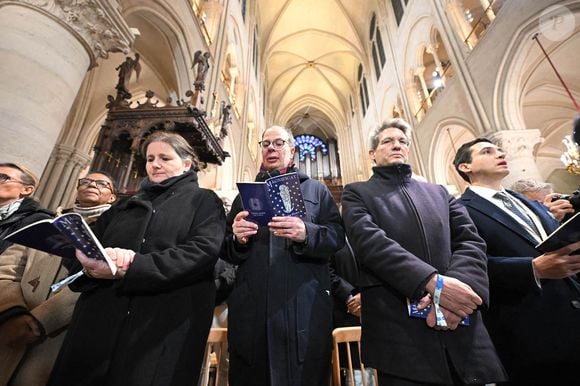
[1,0,578,209]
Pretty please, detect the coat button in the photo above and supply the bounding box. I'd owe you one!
[142,238,146,244]
[571,300,580,309]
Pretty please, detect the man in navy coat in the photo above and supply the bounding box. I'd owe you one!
[454,138,580,385]
[342,120,506,385]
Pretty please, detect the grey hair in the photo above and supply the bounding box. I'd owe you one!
[0,162,38,189]
[262,125,295,147]
[509,179,553,196]
[369,118,412,150]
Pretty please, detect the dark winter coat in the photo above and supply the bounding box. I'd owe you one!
[342,164,506,384]
[47,172,226,386]
[0,197,53,254]
[459,188,580,384]
[222,170,344,386]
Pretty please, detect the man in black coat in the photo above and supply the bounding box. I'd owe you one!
[342,119,506,385]
[453,138,580,385]
[222,125,344,386]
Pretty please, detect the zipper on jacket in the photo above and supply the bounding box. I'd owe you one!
[396,165,432,264]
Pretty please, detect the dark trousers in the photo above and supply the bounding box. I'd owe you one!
[377,370,484,386]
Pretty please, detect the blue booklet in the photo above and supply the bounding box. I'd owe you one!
[236,172,307,226]
[407,298,470,326]
[4,212,117,274]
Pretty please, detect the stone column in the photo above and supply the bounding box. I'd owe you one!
[0,0,132,176]
[490,129,543,188]
[426,44,445,86]
[414,66,431,108]
[36,143,91,210]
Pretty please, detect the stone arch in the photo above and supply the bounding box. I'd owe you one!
[428,119,478,194]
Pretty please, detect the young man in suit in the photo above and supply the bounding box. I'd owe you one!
[453,138,580,385]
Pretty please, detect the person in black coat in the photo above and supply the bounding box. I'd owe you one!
[222,125,344,386]
[342,119,506,385]
[0,163,51,253]
[47,132,226,386]
[453,138,580,385]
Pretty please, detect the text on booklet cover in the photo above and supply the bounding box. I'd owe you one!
[237,172,307,226]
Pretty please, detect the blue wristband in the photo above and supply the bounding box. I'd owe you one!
[433,275,447,327]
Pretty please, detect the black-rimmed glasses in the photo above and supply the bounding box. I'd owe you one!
[77,178,113,191]
[0,173,24,184]
[258,139,288,149]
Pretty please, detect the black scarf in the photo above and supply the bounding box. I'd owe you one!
[255,162,297,182]
[139,171,197,200]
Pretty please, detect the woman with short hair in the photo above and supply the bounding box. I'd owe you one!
[48,132,226,386]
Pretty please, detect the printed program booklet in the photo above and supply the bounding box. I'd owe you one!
[236,172,307,226]
[407,298,470,326]
[4,212,117,274]
[535,212,580,253]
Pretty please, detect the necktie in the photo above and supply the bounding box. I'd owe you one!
[493,192,540,237]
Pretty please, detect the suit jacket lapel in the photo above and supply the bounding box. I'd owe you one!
[462,188,539,245]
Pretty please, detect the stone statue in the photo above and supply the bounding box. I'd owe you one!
[219,102,232,139]
[115,53,141,99]
[192,50,211,91]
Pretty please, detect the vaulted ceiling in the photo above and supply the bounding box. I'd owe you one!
[257,0,377,139]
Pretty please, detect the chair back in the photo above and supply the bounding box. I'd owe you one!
[331,326,378,386]
[199,327,228,386]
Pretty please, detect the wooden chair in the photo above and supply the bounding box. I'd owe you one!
[199,327,228,386]
[331,326,378,386]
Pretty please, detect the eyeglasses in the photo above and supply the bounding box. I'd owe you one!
[78,178,113,191]
[258,139,288,150]
[0,173,24,184]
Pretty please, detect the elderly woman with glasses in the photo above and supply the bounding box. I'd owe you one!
[47,132,226,386]
[60,171,117,224]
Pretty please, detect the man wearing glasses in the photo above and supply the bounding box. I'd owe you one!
[341,119,506,385]
[0,169,115,386]
[222,125,344,386]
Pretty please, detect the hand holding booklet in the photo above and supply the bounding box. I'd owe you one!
[407,298,470,326]
[4,212,117,286]
[236,172,307,226]
[535,212,580,253]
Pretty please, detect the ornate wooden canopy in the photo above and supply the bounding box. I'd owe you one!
[91,54,230,193]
